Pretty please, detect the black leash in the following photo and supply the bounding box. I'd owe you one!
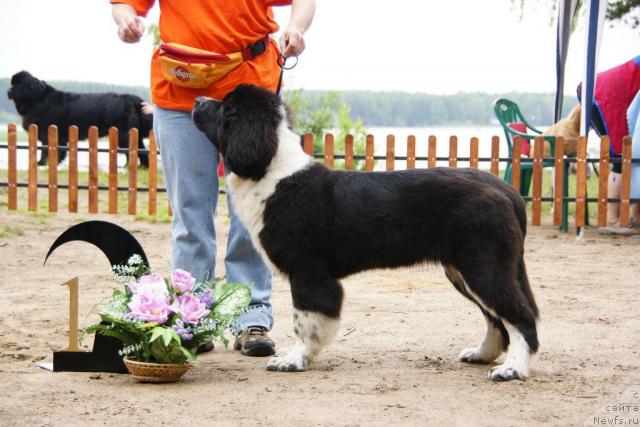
[275,54,298,96]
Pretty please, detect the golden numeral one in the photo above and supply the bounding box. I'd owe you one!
[61,277,81,352]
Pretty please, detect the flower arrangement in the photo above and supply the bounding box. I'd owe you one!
[85,255,251,365]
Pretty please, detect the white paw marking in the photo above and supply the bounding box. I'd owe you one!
[487,322,530,382]
[267,343,308,372]
[488,365,522,382]
[459,316,504,364]
[459,346,498,364]
[266,310,340,373]
[275,347,290,357]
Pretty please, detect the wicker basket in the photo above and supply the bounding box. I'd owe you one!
[123,357,191,383]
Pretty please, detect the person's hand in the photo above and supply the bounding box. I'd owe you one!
[279,28,305,58]
[112,3,145,43]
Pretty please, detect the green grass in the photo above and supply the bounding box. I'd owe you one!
[0,223,24,238]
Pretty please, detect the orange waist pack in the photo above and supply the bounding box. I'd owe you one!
[158,36,270,89]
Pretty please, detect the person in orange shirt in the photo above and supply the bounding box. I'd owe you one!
[111,0,316,356]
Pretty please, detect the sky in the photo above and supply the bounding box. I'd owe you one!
[0,0,638,95]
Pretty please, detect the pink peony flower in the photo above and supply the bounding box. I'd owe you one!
[127,292,171,323]
[127,274,171,323]
[171,269,196,293]
[170,294,210,325]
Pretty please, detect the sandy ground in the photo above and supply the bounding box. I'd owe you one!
[0,208,639,427]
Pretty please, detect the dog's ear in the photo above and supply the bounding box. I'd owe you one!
[222,112,279,180]
[192,97,222,149]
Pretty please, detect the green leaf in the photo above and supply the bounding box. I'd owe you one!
[212,283,251,319]
[180,347,196,362]
[149,327,164,343]
[162,329,173,347]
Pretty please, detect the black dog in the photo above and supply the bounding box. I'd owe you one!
[193,84,539,382]
[7,71,151,167]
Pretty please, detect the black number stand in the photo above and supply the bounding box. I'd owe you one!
[53,329,127,373]
[46,220,150,374]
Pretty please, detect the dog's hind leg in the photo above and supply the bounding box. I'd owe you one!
[57,129,69,164]
[267,269,343,372]
[459,311,508,364]
[118,129,130,166]
[446,262,538,381]
[444,266,507,364]
[137,135,149,168]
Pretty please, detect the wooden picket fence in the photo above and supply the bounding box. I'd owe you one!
[1,123,637,230]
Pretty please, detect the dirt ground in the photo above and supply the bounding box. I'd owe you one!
[0,208,639,426]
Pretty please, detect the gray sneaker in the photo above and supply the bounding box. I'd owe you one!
[233,327,275,357]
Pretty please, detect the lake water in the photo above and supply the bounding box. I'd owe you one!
[367,126,507,170]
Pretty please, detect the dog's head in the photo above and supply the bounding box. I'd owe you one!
[7,71,48,115]
[192,84,282,181]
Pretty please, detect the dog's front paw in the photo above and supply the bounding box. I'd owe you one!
[266,346,308,372]
[488,364,525,382]
[274,347,290,357]
[459,346,500,364]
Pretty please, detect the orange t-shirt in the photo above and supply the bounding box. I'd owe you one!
[111,0,289,110]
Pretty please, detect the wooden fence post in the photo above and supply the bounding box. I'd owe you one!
[511,136,522,191]
[324,133,334,169]
[490,136,500,176]
[553,137,565,227]
[344,134,354,170]
[469,137,479,169]
[448,136,458,168]
[108,127,118,214]
[128,128,138,215]
[68,126,78,213]
[575,136,587,228]
[8,124,17,210]
[428,135,436,168]
[407,135,416,169]
[88,126,99,213]
[597,136,610,227]
[619,136,632,227]
[28,124,38,212]
[48,125,58,212]
[365,134,374,172]
[303,133,313,155]
[531,136,543,226]
[386,135,395,171]
[148,130,158,216]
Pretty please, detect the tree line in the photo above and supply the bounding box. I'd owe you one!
[0,78,578,127]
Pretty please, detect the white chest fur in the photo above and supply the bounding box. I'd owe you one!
[226,122,311,272]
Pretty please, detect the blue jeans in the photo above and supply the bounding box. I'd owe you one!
[153,106,273,332]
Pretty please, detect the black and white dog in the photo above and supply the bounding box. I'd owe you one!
[192,85,539,382]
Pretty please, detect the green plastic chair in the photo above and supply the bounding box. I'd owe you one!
[493,98,570,231]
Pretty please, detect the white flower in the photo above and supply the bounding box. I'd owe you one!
[127,254,143,266]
